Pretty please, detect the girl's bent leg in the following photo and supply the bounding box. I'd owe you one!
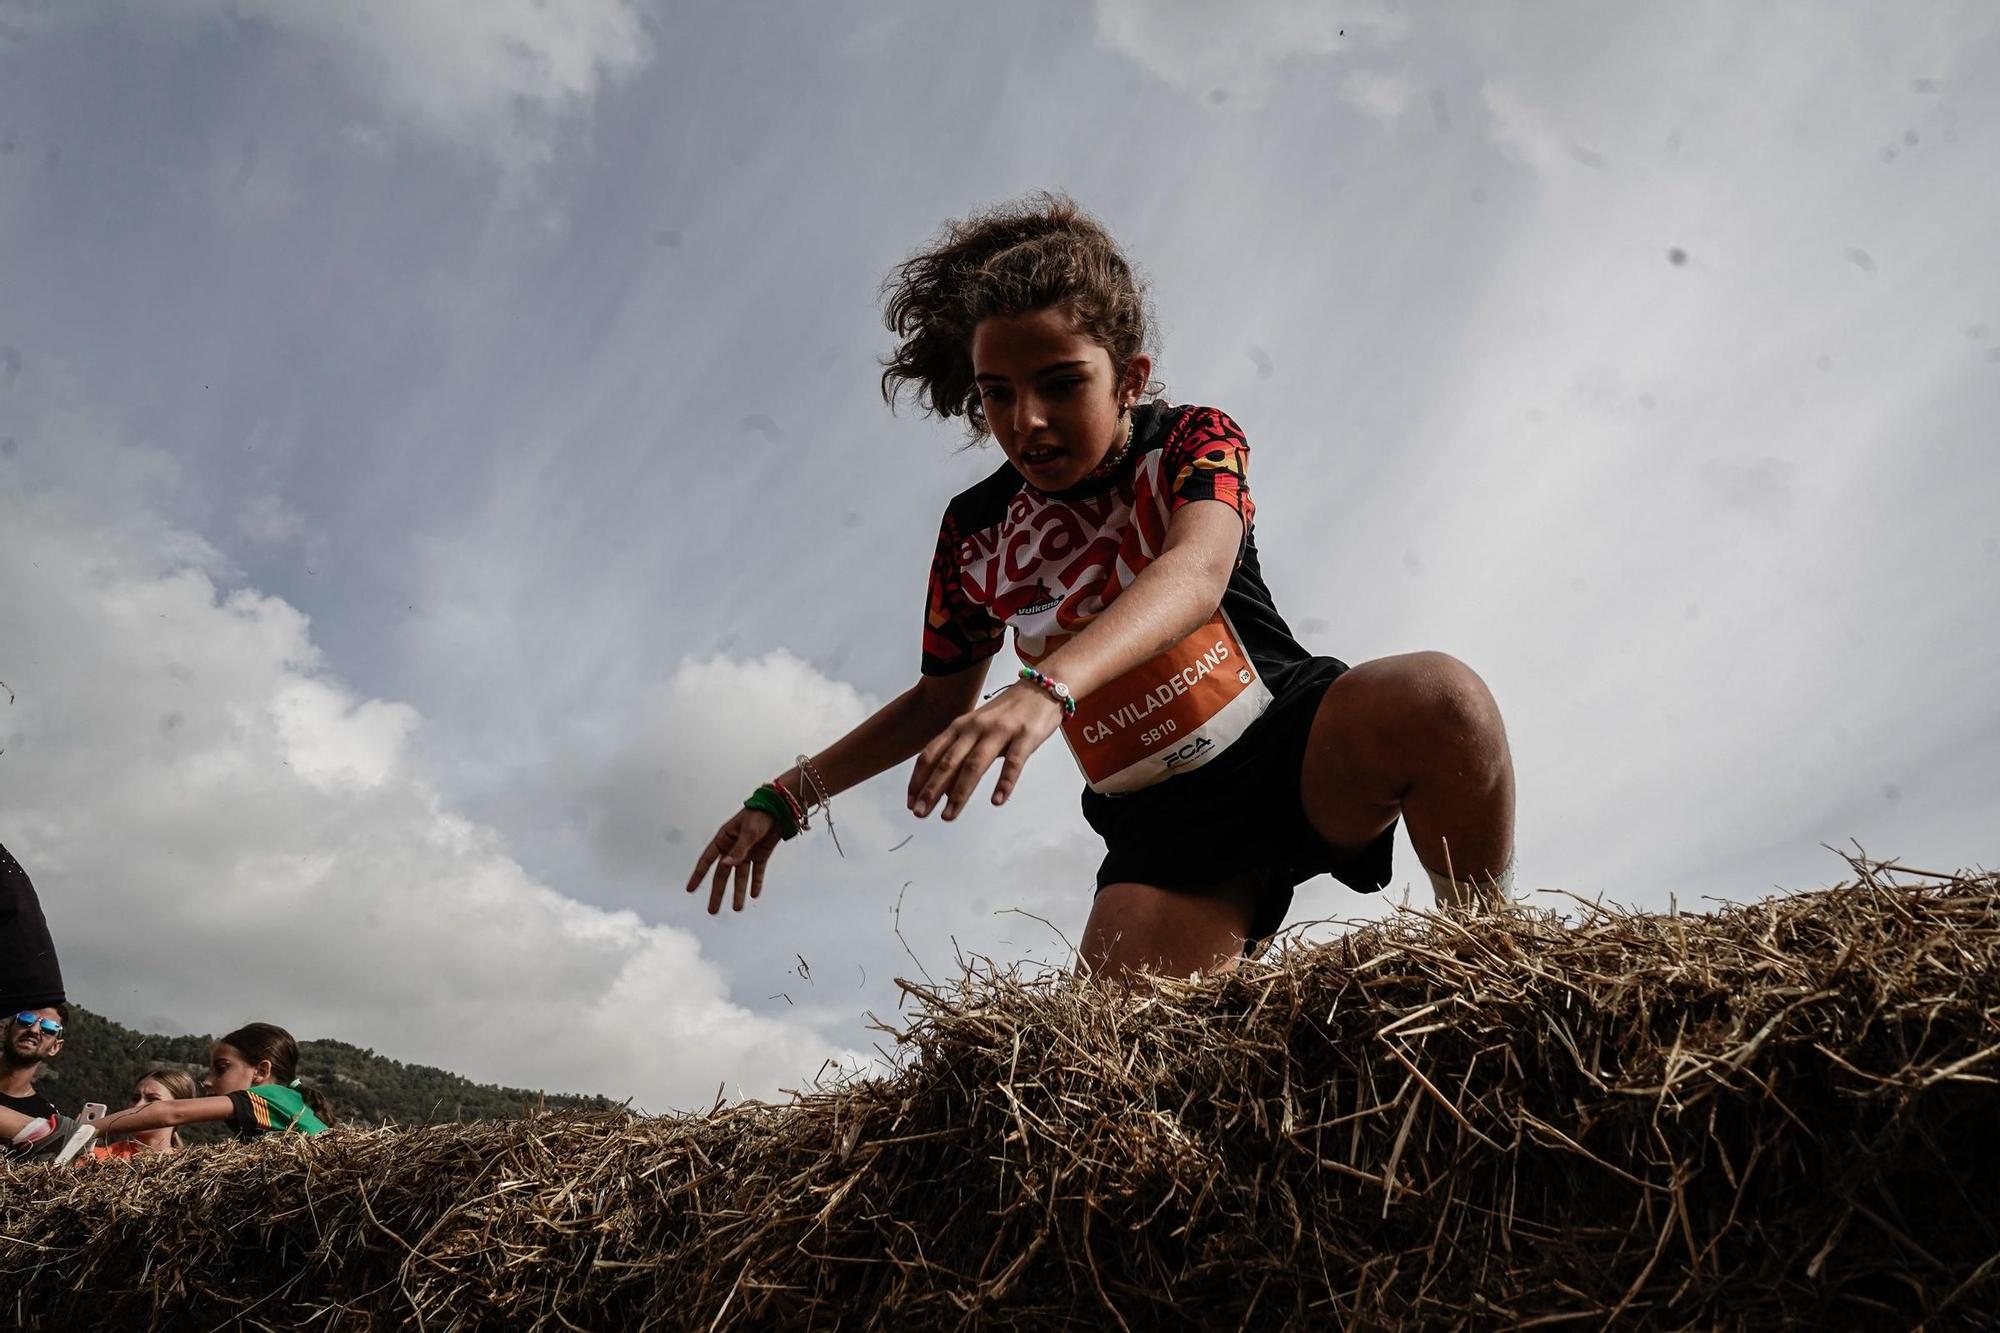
[1299,652,1516,908]
[1080,878,1261,981]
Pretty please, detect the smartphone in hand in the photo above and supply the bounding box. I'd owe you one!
[80,1102,108,1123]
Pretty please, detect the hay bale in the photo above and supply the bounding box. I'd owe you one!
[3,858,1996,1329]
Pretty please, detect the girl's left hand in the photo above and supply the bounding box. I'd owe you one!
[908,683,1063,820]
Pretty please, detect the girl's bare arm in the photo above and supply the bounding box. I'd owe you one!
[1032,501,1242,696]
[908,502,1242,819]
[90,1095,236,1138]
[774,665,993,803]
[687,663,991,911]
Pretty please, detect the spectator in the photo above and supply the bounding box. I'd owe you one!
[92,1067,199,1160]
[0,1068,88,1164]
[0,841,65,1015]
[1,838,74,1161]
[1,840,67,1132]
[65,1021,332,1154]
[0,1006,66,1141]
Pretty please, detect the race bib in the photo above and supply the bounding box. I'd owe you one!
[1048,610,1271,794]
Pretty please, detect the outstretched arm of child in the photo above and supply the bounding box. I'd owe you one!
[87,1095,236,1139]
[686,662,992,914]
[908,499,1243,820]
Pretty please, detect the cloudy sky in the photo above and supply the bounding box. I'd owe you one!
[2,1,1995,1110]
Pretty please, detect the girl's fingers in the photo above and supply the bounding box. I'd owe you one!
[707,853,730,914]
[687,828,728,893]
[691,815,780,913]
[910,726,964,809]
[992,740,1031,805]
[724,822,760,912]
[686,842,713,893]
[910,722,964,802]
[943,736,1007,819]
[913,728,978,816]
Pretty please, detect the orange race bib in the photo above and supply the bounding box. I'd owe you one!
[1045,609,1272,794]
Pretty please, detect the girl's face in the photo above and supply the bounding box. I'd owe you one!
[971,307,1150,492]
[129,1076,175,1109]
[202,1043,267,1095]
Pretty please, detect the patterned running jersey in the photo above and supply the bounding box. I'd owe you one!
[921,402,1320,793]
[227,1083,329,1138]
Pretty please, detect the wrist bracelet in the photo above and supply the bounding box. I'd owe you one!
[743,786,799,839]
[794,754,843,858]
[768,776,810,832]
[1018,666,1076,716]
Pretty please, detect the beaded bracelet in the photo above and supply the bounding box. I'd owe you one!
[1018,665,1076,716]
[768,776,810,832]
[742,785,800,839]
[794,754,843,858]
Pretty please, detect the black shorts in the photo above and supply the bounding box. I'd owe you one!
[1080,656,1395,946]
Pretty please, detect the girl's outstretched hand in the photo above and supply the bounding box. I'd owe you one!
[908,683,1062,820]
[686,808,782,914]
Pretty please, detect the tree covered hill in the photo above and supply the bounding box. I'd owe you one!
[36,1006,620,1129]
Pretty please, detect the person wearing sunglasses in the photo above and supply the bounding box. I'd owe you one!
[1,839,69,1123]
[0,1008,65,1126]
[0,838,87,1162]
[0,1007,94,1164]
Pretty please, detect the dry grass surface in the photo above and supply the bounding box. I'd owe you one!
[2,855,1996,1330]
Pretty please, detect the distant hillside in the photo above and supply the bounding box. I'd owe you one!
[35,1006,620,1130]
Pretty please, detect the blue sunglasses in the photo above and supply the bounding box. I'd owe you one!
[11,1012,61,1036]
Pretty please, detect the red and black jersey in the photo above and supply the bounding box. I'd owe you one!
[920,403,1321,793]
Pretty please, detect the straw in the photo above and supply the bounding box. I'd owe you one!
[2,853,1994,1329]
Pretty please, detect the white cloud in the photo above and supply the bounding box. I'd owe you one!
[157,0,654,177]
[1458,5,1974,181]
[238,492,307,547]
[0,362,846,1110]
[1340,68,1412,121]
[571,652,891,881]
[1094,0,1407,106]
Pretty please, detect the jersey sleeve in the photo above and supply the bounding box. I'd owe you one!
[228,1086,304,1135]
[1162,406,1255,528]
[921,510,1007,676]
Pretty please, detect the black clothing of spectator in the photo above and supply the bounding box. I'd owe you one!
[0,840,66,1013]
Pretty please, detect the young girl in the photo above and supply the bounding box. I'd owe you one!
[90,1066,200,1159]
[686,194,1517,979]
[39,1022,332,1161]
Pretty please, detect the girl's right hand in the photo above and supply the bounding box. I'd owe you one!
[686,808,782,914]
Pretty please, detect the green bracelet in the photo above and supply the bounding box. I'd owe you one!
[743,786,800,840]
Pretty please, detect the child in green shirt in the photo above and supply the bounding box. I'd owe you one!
[46,1022,332,1161]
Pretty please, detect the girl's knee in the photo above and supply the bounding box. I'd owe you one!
[1350,652,1505,749]
[1412,652,1504,738]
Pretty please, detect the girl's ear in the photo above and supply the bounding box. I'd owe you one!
[1121,353,1154,407]
[253,1058,276,1084]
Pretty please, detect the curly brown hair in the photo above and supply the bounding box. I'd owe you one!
[879,192,1156,437]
